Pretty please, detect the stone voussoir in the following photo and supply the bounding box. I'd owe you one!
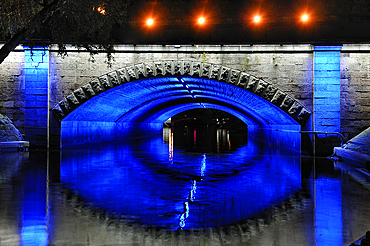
[237,72,250,88]
[154,62,164,76]
[144,62,155,78]
[229,69,241,85]
[73,87,88,103]
[210,64,221,80]
[163,61,174,76]
[287,101,304,117]
[59,98,72,114]
[183,61,191,76]
[218,66,231,83]
[245,76,259,92]
[263,85,278,102]
[51,104,66,121]
[66,93,81,108]
[296,108,311,123]
[174,60,182,76]
[116,68,128,83]
[81,83,96,98]
[126,65,137,81]
[191,62,201,77]
[98,74,112,90]
[254,79,269,96]
[201,63,212,78]
[280,95,295,111]
[89,79,105,94]
[107,71,121,86]
[135,63,146,79]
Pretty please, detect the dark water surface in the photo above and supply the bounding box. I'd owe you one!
[1,129,370,245]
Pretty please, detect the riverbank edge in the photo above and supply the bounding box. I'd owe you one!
[0,141,29,152]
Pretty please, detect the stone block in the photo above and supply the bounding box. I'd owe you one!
[192,62,201,77]
[52,104,66,120]
[98,74,112,90]
[89,79,104,94]
[116,68,128,83]
[144,63,155,77]
[263,85,278,101]
[219,66,230,83]
[126,66,137,81]
[246,76,259,92]
[59,98,72,114]
[107,71,121,86]
[254,80,269,96]
[280,96,295,111]
[174,61,181,76]
[163,61,173,76]
[154,62,164,76]
[135,63,146,79]
[229,69,240,85]
[81,83,96,98]
[287,101,303,117]
[66,93,80,108]
[183,61,191,76]
[201,63,211,78]
[296,108,311,123]
[210,64,221,80]
[237,73,250,89]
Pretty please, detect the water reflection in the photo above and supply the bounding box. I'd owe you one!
[60,128,301,230]
[2,132,370,245]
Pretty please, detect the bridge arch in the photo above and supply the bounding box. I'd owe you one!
[52,60,311,146]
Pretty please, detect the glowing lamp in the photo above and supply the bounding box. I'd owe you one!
[97,6,106,15]
[301,14,309,22]
[146,18,154,26]
[253,15,261,23]
[198,17,205,25]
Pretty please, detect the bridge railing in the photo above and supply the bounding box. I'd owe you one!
[299,131,345,147]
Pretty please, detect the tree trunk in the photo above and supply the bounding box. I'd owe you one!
[0,0,61,64]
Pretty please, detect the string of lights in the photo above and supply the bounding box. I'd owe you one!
[141,13,311,28]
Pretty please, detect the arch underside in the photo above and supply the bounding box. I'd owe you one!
[53,61,310,148]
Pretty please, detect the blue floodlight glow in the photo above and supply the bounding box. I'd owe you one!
[314,176,343,245]
[60,135,302,229]
[313,46,341,132]
[61,77,300,147]
[21,159,49,246]
[24,46,49,146]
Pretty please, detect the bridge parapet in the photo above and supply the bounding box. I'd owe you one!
[52,60,311,125]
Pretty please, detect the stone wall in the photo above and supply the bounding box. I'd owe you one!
[1,44,369,146]
[49,47,314,113]
[0,49,25,134]
[341,52,370,140]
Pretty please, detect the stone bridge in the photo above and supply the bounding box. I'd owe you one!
[0,44,369,149]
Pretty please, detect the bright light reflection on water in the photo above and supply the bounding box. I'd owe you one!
[1,129,370,245]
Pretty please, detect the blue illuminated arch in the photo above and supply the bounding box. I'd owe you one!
[52,61,311,146]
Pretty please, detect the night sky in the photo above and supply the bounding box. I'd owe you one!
[114,0,370,44]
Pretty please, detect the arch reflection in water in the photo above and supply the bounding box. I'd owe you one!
[60,131,301,230]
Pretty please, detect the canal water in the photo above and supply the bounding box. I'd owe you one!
[1,128,370,245]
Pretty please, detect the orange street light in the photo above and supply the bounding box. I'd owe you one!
[146,18,154,26]
[301,14,309,22]
[253,15,261,23]
[198,17,205,25]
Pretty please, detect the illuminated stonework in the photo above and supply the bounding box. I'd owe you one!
[52,60,311,125]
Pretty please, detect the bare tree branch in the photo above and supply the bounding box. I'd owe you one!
[0,0,64,64]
